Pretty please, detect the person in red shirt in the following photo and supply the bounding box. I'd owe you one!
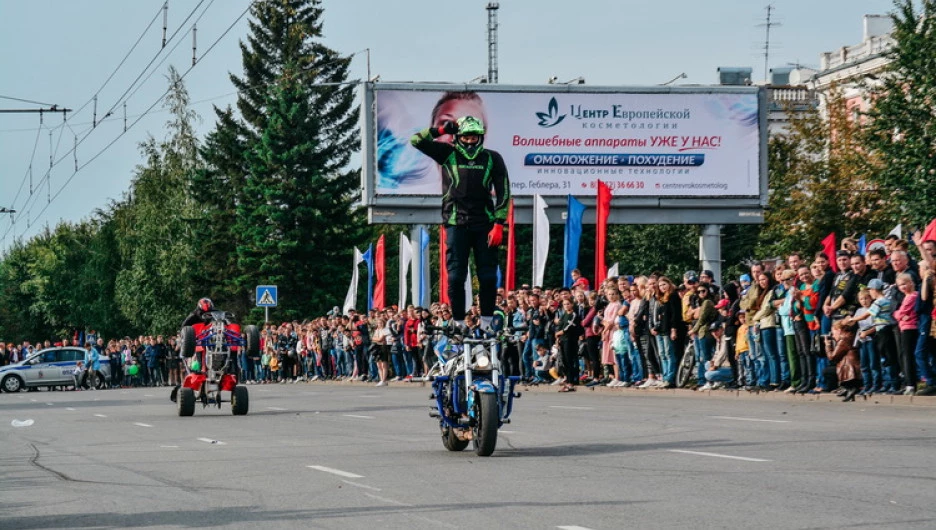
[403,307,422,380]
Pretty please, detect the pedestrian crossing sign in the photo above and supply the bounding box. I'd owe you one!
[256,285,278,307]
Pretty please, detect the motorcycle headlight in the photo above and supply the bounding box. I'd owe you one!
[474,353,491,369]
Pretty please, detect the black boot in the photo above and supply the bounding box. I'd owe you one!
[841,387,858,402]
[796,377,815,394]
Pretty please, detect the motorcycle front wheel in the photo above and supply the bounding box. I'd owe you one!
[472,392,499,457]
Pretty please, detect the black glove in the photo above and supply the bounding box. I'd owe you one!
[435,120,457,137]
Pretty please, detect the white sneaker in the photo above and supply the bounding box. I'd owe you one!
[638,379,655,389]
[310,375,319,382]
[698,383,713,391]
[375,381,386,387]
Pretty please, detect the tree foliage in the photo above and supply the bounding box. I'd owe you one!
[758,92,886,258]
[864,0,936,228]
[202,0,370,321]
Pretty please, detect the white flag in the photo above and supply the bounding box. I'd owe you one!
[465,261,474,314]
[888,223,902,239]
[607,262,619,279]
[343,248,364,316]
[399,233,412,310]
[533,194,549,287]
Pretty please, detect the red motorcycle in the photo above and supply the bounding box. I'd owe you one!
[170,311,259,416]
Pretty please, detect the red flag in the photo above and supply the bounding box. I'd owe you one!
[505,200,516,292]
[373,235,386,309]
[595,180,612,287]
[921,218,936,244]
[439,226,450,305]
[821,232,838,273]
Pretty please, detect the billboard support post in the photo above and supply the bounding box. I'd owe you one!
[699,224,723,286]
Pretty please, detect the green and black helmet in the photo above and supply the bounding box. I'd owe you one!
[455,115,485,159]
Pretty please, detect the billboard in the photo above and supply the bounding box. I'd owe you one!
[361,83,767,224]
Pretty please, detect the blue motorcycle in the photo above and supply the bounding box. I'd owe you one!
[426,326,521,456]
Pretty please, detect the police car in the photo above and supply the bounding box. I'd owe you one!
[0,347,111,392]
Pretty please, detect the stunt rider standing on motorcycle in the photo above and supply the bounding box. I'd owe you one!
[411,115,510,330]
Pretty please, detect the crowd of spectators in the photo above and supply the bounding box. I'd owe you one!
[2,335,181,390]
[4,233,935,402]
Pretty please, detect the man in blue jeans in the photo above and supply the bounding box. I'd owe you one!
[522,293,545,381]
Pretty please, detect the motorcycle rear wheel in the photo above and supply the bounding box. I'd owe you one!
[441,426,469,451]
[472,392,498,457]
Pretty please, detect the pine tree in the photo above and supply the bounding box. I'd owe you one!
[864,0,936,228]
[201,0,368,321]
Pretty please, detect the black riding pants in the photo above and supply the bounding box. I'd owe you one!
[445,225,498,320]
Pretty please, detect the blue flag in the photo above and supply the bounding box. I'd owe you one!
[496,265,502,289]
[418,226,431,306]
[858,234,867,256]
[563,195,586,288]
[361,244,374,311]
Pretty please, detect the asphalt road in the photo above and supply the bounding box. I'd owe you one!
[2,382,935,530]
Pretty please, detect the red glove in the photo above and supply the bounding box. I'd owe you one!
[487,223,504,247]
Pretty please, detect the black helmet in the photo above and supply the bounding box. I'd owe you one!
[198,298,214,313]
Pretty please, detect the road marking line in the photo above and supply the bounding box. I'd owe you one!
[558,526,597,530]
[46,402,54,406]
[134,422,153,428]
[66,407,75,411]
[30,399,37,402]
[144,394,154,397]
[161,445,179,448]
[307,465,363,478]
[94,414,107,418]
[266,406,286,411]
[549,405,594,410]
[197,438,227,445]
[500,430,517,434]
[708,415,791,424]
[343,414,376,419]
[342,480,381,491]
[668,449,771,462]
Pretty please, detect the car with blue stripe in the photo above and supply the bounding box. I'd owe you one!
[0,347,111,393]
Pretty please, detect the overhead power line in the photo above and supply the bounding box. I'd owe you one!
[3,0,215,239]
[2,1,256,242]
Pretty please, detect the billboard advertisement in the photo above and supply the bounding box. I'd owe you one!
[374,86,761,198]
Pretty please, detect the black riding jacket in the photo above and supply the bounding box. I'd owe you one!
[410,129,510,228]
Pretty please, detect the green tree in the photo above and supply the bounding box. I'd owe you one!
[864,0,936,228]
[201,0,369,321]
[758,92,884,258]
[113,67,200,333]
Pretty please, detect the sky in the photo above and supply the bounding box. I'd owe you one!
[0,0,898,250]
